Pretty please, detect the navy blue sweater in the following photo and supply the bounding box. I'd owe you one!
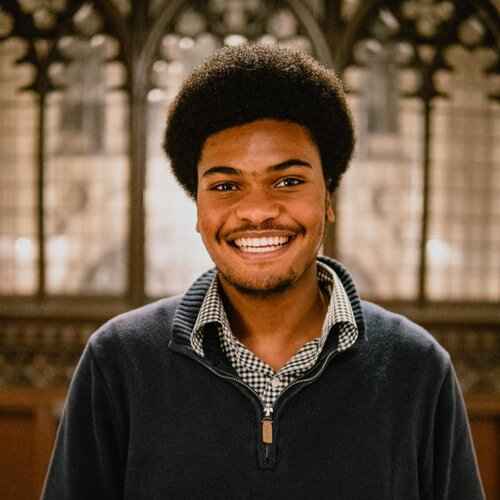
[42,258,484,499]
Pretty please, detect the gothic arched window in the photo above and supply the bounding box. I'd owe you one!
[0,0,498,307]
[0,1,129,297]
[337,0,500,303]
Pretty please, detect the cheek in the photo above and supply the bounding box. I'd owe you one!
[196,202,211,239]
[196,200,231,242]
[196,212,214,242]
[292,201,326,229]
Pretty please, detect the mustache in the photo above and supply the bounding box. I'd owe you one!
[221,221,302,238]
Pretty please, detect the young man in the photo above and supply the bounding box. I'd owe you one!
[42,45,484,499]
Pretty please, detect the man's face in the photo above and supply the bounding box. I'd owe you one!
[196,119,334,296]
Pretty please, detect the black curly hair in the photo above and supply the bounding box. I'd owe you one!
[164,43,355,199]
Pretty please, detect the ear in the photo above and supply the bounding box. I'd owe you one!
[325,193,335,223]
[326,205,335,223]
[195,201,200,233]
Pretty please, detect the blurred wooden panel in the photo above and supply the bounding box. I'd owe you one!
[0,389,64,500]
[470,419,499,500]
[468,395,500,500]
[0,411,34,500]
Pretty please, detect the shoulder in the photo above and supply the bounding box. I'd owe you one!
[360,300,450,372]
[87,295,182,362]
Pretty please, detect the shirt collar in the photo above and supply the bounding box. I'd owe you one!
[191,259,358,357]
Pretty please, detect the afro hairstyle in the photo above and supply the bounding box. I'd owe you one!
[164,43,355,199]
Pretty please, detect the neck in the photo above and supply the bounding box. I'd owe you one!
[218,262,328,370]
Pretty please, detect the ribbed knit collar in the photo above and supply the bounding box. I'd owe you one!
[171,256,366,350]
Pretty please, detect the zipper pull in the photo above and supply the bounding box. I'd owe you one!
[262,406,273,444]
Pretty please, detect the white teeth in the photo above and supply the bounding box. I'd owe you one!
[233,236,291,252]
[240,246,281,253]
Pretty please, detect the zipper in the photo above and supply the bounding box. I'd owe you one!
[258,349,341,465]
[275,348,340,407]
[170,344,275,463]
[171,344,278,464]
[170,341,342,467]
[262,406,273,462]
[173,345,262,401]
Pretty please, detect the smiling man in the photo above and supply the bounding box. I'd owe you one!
[42,45,484,500]
[195,119,336,372]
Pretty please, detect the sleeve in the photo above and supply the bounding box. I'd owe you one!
[432,362,485,500]
[40,342,125,500]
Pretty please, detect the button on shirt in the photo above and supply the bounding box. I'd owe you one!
[191,261,358,411]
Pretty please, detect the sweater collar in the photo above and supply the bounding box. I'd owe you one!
[171,256,366,350]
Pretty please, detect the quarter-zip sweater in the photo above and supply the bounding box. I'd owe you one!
[42,257,485,500]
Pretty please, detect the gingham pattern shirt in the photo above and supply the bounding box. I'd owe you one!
[191,261,358,411]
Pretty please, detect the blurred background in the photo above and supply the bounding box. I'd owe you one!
[0,0,498,498]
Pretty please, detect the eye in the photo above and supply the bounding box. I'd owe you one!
[211,182,238,192]
[274,177,304,188]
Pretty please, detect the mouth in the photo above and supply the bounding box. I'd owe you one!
[229,235,295,254]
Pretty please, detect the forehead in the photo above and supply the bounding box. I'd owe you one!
[198,119,321,174]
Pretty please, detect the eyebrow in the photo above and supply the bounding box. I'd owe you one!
[201,159,312,178]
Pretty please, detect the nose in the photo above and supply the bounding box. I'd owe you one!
[234,188,281,225]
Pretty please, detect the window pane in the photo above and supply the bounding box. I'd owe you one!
[44,8,128,294]
[337,49,423,300]
[0,37,38,295]
[427,44,500,301]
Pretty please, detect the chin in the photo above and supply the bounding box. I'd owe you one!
[218,268,299,297]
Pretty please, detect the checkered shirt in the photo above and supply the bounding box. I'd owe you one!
[191,261,358,412]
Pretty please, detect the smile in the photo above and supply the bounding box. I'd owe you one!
[232,236,293,253]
